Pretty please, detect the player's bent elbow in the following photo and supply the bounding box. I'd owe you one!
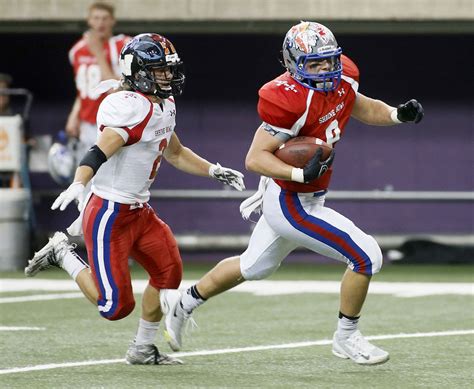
[244,156,256,172]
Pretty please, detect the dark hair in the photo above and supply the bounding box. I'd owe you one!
[88,1,115,17]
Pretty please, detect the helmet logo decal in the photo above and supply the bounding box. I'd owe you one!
[165,53,180,63]
[120,54,134,76]
[315,25,331,44]
[159,41,171,55]
[295,30,319,54]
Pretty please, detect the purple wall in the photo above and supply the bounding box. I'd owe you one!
[31,101,473,236]
[3,32,469,237]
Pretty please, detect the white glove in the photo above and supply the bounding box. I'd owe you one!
[51,182,86,212]
[209,163,245,191]
[239,176,269,220]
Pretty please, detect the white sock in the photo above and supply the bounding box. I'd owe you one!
[181,285,206,313]
[337,315,359,339]
[135,318,160,346]
[61,250,89,281]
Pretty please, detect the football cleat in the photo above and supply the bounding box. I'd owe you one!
[125,342,183,365]
[332,330,390,365]
[24,232,73,277]
[160,289,196,352]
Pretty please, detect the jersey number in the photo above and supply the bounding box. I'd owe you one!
[149,139,168,180]
[76,64,102,100]
[325,120,341,145]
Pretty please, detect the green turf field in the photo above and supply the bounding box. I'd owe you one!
[1,263,473,388]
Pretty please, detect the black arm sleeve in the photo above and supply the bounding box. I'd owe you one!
[79,145,108,174]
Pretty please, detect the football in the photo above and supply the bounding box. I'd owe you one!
[274,136,332,168]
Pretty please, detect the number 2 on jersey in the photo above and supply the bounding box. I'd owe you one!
[149,138,168,180]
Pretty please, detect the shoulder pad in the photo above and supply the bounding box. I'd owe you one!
[258,74,307,129]
[341,55,360,82]
[259,73,307,113]
[97,91,151,129]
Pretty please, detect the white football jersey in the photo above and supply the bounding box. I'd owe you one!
[92,91,176,204]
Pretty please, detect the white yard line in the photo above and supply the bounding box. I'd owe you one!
[1,329,473,375]
[0,327,45,331]
[0,292,83,303]
[1,279,473,302]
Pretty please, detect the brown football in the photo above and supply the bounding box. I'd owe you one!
[274,136,332,168]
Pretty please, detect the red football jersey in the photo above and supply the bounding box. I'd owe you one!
[258,55,360,193]
[68,34,130,124]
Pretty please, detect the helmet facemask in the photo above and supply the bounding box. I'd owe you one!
[132,61,185,99]
[294,48,342,92]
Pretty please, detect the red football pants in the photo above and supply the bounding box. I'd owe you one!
[82,194,182,320]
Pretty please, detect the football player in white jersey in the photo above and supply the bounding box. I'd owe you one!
[25,33,245,365]
[160,21,424,366]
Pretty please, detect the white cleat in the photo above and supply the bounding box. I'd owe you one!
[332,330,390,365]
[160,289,195,352]
[25,232,71,277]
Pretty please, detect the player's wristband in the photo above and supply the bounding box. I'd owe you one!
[291,168,305,183]
[390,108,402,124]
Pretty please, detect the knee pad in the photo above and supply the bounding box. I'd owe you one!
[368,236,383,274]
[349,236,383,276]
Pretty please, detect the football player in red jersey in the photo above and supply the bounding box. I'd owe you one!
[161,21,423,365]
[66,2,130,157]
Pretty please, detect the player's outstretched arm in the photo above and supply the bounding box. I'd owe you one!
[164,133,245,191]
[351,93,424,126]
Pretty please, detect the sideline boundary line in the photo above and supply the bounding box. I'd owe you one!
[1,329,473,375]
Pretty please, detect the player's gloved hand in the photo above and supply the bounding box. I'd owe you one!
[302,148,335,183]
[209,163,246,191]
[51,182,85,212]
[396,99,424,123]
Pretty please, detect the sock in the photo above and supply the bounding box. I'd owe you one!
[181,285,206,314]
[61,250,89,281]
[134,318,160,346]
[337,311,360,338]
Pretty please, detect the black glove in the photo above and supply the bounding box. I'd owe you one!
[303,148,335,183]
[397,99,424,123]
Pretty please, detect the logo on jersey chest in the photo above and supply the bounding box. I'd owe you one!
[337,87,345,97]
[155,126,173,137]
[318,102,345,124]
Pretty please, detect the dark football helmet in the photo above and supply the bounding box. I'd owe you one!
[119,33,185,98]
[282,21,342,92]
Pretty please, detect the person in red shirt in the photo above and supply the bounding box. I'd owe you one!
[66,2,130,156]
[161,21,424,366]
